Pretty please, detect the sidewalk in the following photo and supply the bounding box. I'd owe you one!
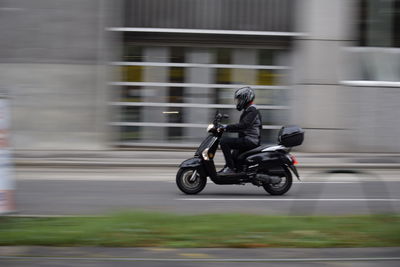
[12,150,400,169]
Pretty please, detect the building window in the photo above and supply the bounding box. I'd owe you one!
[110,44,291,146]
[341,0,400,86]
[359,0,400,47]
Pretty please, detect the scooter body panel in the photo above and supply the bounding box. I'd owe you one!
[179,157,202,168]
[246,151,283,171]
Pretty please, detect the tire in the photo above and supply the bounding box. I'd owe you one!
[263,166,292,196]
[176,168,207,195]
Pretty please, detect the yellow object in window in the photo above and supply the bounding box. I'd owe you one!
[257,70,277,85]
[122,66,143,82]
[170,67,184,82]
[216,68,231,84]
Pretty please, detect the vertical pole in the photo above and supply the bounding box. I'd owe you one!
[0,94,15,214]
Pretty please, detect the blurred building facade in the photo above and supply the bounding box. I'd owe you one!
[1,0,399,152]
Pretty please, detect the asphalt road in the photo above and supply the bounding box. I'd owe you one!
[14,167,400,215]
[1,247,400,267]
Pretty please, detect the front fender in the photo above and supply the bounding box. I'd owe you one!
[179,157,203,168]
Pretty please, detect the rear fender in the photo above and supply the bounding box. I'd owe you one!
[270,162,300,181]
[280,154,301,180]
[288,164,300,180]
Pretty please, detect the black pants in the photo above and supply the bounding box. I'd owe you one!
[220,137,258,169]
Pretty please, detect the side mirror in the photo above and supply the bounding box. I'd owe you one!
[223,114,229,119]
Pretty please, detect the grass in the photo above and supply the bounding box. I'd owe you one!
[0,212,399,248]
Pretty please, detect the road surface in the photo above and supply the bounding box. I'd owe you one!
[1,246,400,267]
[14,167,400,215]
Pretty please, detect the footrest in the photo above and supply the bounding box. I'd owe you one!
[217,172,246,178]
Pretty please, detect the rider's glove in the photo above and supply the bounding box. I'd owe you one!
[217,125,227,133]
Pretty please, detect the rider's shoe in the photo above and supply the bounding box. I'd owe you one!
[219,167,236,175]
[217,166,227,173]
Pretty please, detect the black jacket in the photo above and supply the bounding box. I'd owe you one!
[226,105,262,145]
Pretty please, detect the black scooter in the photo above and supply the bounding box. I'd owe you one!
[176,111,304,195]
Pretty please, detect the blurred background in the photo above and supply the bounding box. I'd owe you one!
[0,0,399,152]
[1,3,400,263]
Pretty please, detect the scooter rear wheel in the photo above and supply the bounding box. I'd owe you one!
[262,166,292,195]
[176,168,207,195]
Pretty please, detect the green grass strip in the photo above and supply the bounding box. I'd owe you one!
[1,212,399,248]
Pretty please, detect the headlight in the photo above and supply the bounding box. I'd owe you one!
[202,148,214,160]
[207,124,214,132]
[202,148,210,160]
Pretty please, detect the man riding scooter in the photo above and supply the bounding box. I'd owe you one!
[218,86,262,175]
[176,86,303,195]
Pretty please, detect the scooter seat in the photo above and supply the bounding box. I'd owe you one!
[237,144,274,161]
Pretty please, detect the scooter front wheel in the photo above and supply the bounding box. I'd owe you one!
[176,168,207,195]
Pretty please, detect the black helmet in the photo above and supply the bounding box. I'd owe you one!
[234,86,255,111]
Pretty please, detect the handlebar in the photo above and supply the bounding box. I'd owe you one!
[213,110,229,126]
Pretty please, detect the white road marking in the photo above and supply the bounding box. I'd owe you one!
[15,174,400,182]
[168,181,367,184]
[177,198,400,202]
[293,182,361,184]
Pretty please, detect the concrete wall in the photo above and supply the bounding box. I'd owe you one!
[292,0,400,153]
[0,0,113,150]
[345,85,400,153]
[0,64,105,149]
[292,0,359,152]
